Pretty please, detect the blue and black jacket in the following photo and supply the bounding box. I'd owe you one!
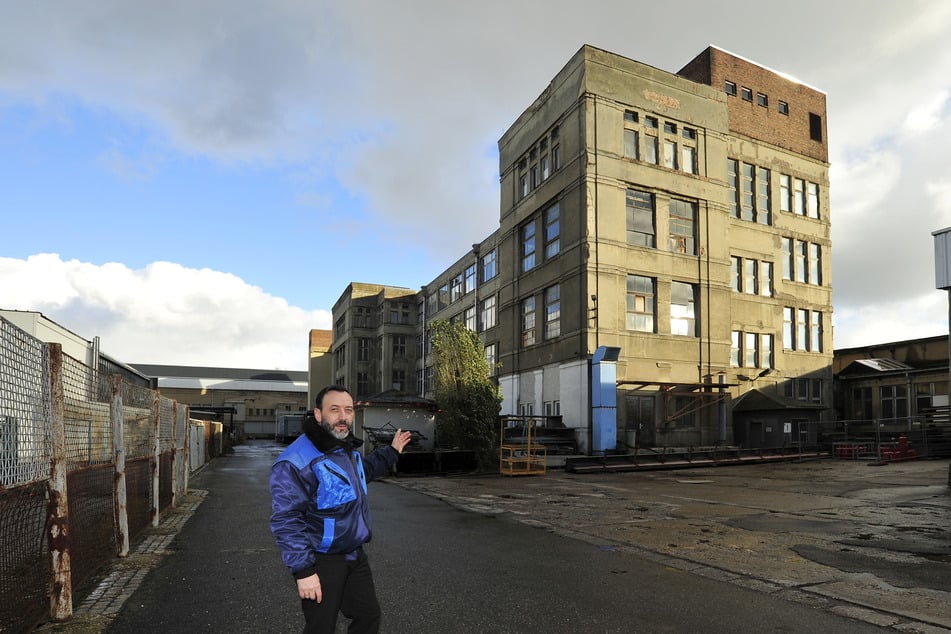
[269,416,399,579]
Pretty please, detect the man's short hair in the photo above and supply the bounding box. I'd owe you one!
[315,385,352,409]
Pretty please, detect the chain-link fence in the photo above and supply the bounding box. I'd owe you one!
[0,317,224,632]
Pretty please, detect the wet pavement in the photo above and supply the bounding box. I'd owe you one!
[36,445,951,633]
[395,457,951,631]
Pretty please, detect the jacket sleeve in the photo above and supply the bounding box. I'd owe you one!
[361,445,399,482]
[269,460,319,579]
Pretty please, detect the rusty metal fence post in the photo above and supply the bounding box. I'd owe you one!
[112,374,129,557]
[150,391,161,528]
[47,343,73,622]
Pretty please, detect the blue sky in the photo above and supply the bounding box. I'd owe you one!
[2,0,951,369]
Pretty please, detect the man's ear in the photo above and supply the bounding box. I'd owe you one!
[313,407,321,422]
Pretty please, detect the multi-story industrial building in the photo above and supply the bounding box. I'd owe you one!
[330,45,833,453]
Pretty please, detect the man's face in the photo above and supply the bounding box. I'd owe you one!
[315,390,354,440]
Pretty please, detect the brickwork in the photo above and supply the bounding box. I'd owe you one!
[679,46,828,164]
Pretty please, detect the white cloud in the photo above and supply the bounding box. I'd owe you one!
[834,292,948,349]
[0,254,329,369]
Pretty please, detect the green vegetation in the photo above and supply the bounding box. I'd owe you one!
[430,319,502,471]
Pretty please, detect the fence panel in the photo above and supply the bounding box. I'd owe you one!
[0,319,52,633]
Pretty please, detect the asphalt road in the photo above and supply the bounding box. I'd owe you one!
[98,441,891,633]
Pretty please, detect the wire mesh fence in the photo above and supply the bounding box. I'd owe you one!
[0,316,223,632]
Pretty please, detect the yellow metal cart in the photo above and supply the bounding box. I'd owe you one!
[499,416,546,476]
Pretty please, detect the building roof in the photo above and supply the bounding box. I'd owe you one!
[130,364,307,392]
[732,388,823,412]
[354,389,439,411]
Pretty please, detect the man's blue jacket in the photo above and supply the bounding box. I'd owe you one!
[269,420,399,579]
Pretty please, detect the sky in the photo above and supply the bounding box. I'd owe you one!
[2,0,951,371]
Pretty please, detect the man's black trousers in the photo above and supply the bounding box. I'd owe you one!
[300,549,381,634]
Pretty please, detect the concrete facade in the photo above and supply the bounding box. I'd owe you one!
[331,45,834,454]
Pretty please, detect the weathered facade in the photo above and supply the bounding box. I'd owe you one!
[331,45,834,454]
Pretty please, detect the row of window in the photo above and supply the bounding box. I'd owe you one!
[731,331,775,369]
[623,110,698,175]
[521,284,561,347]
[783,307,823,352]
[516,401,562,417]
[727,160,822,224]
[781,237,822,285]
[627,276,698,336]
[731,256,774,296]
[725,80,789,115]
[724,80,823,142]
[521,202,561,272]
[425,249,499,317]
[626,189,698,255]
[851,383,939,420]
[517,126,562,200]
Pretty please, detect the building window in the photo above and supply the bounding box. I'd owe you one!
[624,129,639,160]
[744,332,759,368]
[392,335,407,360]
[626,189,655,247]
[756,167,771,225]
[464,306,476,332]
[809,243,822,284]
[806,182,820,219]
[793,178,805,215]
[783,307,794,349]
[852,386,872,419]
[644,134,658,164]
[761,334,774,369]
[727,159,739,217]
[463,264,477,294]
[741,87,753,101]
[778,100,789,115]
[731,256,742,292]
[521,221,536,272]
[521,296,536,347]
[743,259,758,294]
[756,93,768,107]
[682,144,697,174]
[796,308,808,351]
[391,369,405,392]
[880,385,908,420]
[795,241,808,283]
[544,284,561,340]
[810,311,823,352]
[809,113,823,142]
[545,203,560,258]
[624,110,639,124]
[781,238,793,281]
[915,383,935,414]
[663,122,677,134]
[760,261,773,297]
[481,249,497,282]
[357,372,369,397]
[663,140,678,170]
[626,275,655,333]
[358,338,371,362]
[668,199,696,255]
[353,306,371,328]
[731,331,741,367]
[438,284,449,310]
[485,343,497,377]
[334,315,345,338]
[450,274,464,302]
[740,162,754,221]
[670,282,697,336]
[725,81,737,96]
[776,175,789,215]
[479,295,497,331]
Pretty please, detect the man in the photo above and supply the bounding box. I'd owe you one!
[270,385,411,633]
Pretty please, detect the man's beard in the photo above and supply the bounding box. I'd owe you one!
[323,420,351,440]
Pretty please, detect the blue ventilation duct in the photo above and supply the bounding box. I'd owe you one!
[591,346,620,452]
